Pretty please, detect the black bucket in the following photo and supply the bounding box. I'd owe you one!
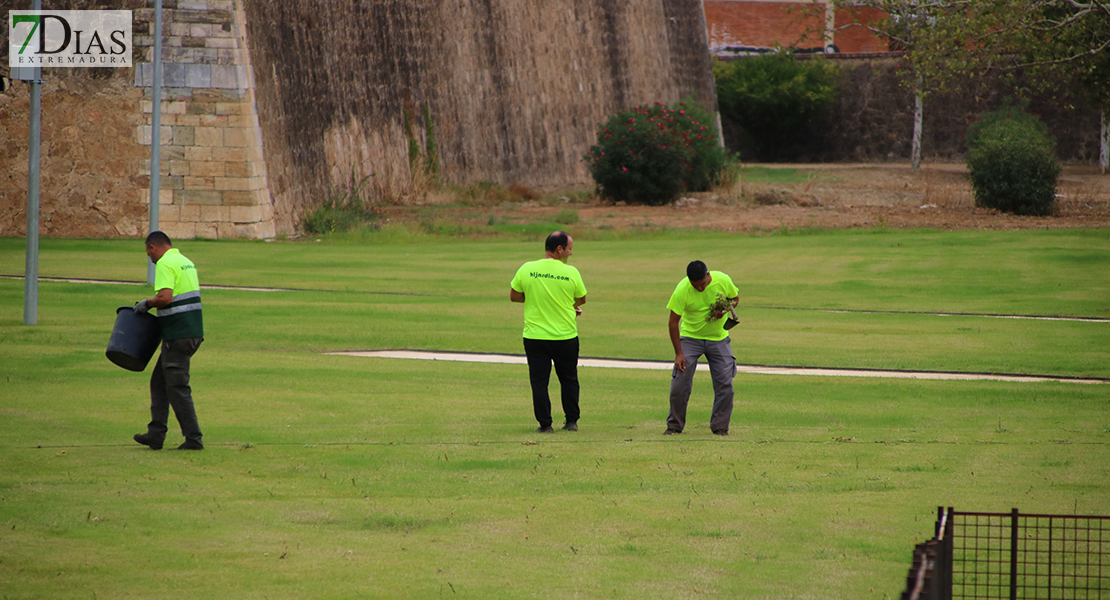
[106,306,162,372]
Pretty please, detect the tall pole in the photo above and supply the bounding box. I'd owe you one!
[912,78,923,170]
[147,0,163,284]
[23,0,43,326]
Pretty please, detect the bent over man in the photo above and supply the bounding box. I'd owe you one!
[665,260,739,436]
[510,231,587,433]
[132,231,205,450]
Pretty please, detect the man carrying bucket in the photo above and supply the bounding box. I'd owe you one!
[132,231,205,450]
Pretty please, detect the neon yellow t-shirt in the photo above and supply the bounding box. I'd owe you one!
[154,248,204,340]
[511,258,587,340]
[666,271,738,341]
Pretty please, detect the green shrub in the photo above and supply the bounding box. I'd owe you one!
[966,100,1052,148]
[713,53,839,161]
[669,100,729,192]
[966,107,1060,217]
[585,100,727,206]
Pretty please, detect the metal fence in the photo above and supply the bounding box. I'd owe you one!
[902,508,1110,600]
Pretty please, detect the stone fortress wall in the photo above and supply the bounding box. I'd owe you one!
[1,0,717,238]
[131,0,275,240]
[2,1,1099,239]
[240,0,717,234]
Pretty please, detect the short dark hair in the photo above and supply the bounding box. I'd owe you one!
[686,260,708,281]
[145,231,172,247]
[545,231,569,253]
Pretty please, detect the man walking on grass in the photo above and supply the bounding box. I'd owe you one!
[666,260,739,436]
[132,231,205,450]
[510,231,588,433]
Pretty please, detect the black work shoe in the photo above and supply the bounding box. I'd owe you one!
[562,422,578,432]
[663,429,682,435]
[175,440,204,450]
[133,433,163,450]
[712,429,729,436]
[536,425,555,433]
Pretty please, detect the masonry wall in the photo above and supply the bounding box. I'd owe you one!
[131,0,276,240]
[703,0,888,53]
[1,0,276,240]
[704,1,824,50]
[240,0,718,234]
[1,0,716,238]
[1,0,149,239]
[832,6,887,53]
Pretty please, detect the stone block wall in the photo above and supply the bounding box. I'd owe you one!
[2,0,715,238]
[0,69,150,238]
[132,0,275,239]
[0,0,148,239]
[0,0,275,239]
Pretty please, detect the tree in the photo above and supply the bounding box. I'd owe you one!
[713,53,840,162]
[1022,2,1110,172]
[833,0,1110,172]
[830,1,985,169]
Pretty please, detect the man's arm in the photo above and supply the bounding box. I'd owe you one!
[146,288,173,308]
[669,310,686,372]
[510,289,525,303]
[135,288,172,313]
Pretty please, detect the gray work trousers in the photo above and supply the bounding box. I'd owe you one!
[147,337,203,445]
[667,337,735,433]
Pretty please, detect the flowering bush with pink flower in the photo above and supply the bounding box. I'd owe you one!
[585,100,728,206]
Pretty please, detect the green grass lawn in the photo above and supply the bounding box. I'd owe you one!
[1,229,1108,599]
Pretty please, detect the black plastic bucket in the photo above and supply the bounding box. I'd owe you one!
[106,306,162,372]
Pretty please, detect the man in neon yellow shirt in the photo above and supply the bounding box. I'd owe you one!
[132,231,205,450]
[510,231,588,433]
[665,260,739,436]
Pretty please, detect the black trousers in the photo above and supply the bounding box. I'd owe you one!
[147,337,203,445]
[523,337,580,427]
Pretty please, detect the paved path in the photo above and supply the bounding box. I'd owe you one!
[329,350,1108,385]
